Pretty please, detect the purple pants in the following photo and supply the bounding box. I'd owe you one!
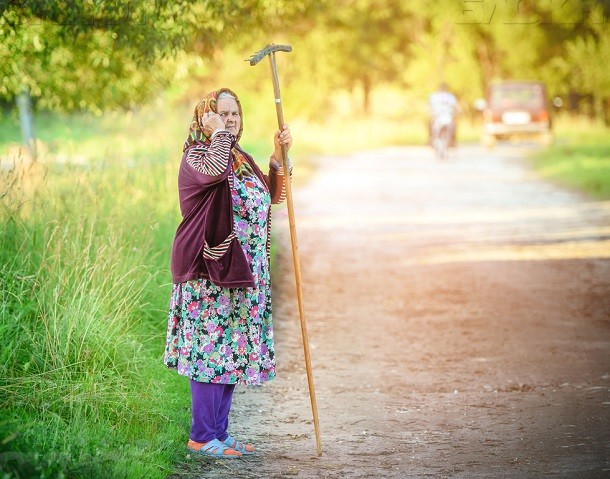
[190,380,236,443]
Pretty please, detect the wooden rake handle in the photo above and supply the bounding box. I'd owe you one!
[263,47,323,457]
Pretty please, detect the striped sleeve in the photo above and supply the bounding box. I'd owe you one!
[186,131,234,176]
[203,231,237,260]
[268,156,293,204]
[275,166,287,204]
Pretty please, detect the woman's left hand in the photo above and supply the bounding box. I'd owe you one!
[273,124,292,160]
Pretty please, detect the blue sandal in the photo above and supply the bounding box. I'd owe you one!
[223,435,255,455]
[188,439,241,458]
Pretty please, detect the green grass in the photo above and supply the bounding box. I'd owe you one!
[0,157,192,478]
[0,104,195,478]
[532,115,610,199]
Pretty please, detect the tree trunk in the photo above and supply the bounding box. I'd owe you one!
[475,32,496,94]
[16,88,36,159]
[362,75,371,115]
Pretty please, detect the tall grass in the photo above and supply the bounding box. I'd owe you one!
[0,115,191,477]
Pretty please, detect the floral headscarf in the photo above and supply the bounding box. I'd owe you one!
[184,87,256,181]
[183,87,243,152]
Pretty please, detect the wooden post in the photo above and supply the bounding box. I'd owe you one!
[16,88,36,159]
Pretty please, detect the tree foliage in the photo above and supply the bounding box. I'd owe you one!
[560,6,610,122]
[1,0,189,111]
[1,0,609,120]
[0,0,320,112]
[317,0,418,112]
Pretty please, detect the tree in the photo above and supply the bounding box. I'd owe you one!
[560,6,610,123]
[0,0,191,111]
[311,0,418,114]
[0,0,320,112]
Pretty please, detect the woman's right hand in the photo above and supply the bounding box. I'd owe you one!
[200,112,226,138]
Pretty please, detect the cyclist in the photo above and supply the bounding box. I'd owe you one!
[428,82,458,148]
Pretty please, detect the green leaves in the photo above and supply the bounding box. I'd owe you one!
[0,0,324,112]
[1,0,609,120]
[0,2,232,111]
[1,1,186,111]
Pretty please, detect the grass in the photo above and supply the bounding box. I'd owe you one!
[0,157,191,478]
[0,104,194,478]
[532,115,610,199]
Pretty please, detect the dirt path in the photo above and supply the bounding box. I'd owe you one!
[181,145,610,478]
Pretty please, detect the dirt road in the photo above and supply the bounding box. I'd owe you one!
[182,145,610,478]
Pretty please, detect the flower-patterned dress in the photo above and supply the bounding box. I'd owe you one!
[164,160,276,385]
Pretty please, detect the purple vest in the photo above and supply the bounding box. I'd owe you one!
[170,142,269,288]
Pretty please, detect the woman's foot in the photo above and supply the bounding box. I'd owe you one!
[222,435,255,455]
[187,438,242,458]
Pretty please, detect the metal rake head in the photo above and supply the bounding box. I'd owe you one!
[246,44,292,66]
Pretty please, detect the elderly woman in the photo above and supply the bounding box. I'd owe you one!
[164,88,292,458]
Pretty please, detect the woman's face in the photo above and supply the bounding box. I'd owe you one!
[217,97,241,136]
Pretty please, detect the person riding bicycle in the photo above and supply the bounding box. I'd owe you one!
[428,82,458,147]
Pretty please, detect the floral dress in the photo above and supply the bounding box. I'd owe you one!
[164,161,276,385]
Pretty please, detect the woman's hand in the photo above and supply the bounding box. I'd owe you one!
[200,112,226,138]
[273,124,292,160]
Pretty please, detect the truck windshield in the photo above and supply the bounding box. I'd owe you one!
[490,84,544,109]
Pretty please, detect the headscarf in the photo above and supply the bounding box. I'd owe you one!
[183,87,244,151]
[184,88,255,180]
